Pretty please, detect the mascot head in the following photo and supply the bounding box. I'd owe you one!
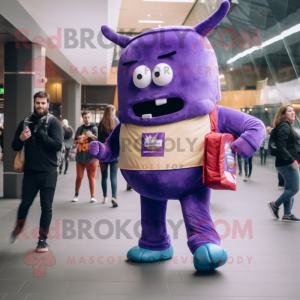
[102,1,229,126]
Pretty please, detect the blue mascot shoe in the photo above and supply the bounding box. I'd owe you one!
[194,243,228,271]
[127,245,174,263]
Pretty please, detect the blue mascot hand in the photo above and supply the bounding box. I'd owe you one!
[231,137,256,159]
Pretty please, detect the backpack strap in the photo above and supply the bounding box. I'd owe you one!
[44,114,65,152]
[24,113,34,123]
[209,105,218,133]
[44,113,56,135]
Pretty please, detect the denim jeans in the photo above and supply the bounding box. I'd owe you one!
[260,147,268,165]
[244,156,253,177]
[275,164,299,214]
[100,158,119,199]
[260,147,264,165]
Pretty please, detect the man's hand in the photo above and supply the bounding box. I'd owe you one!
[85,130,97,141]
[291,160,298,170]
[85,131,93,138]
[20,128,31,142]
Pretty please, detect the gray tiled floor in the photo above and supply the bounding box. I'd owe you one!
[0,161,299,299]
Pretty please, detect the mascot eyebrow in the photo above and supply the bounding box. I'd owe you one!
[157,51,177,59]
[122,51,177,66]
[123,60,138,66]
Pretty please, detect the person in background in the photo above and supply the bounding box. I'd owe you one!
[0,124,3,161]
[278,172,285,189]
[59,119,74,175]
[237,154,242,176]
[98,105,119,207]
[262,126,271,165]
[259,139,264,165]
[243,156,253,182]
[11,91,63,251]
[268,105,300,222]
[73,111,98,203]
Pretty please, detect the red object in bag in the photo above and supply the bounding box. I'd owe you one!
[203,106,237,191]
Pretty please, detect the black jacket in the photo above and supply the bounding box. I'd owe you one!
[12,114,63,171]
[275,121,300,167]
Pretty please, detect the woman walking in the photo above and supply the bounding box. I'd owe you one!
[263,126,271,165]
[268,105,300,222]
[98,105,119,207]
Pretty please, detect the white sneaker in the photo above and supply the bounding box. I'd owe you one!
[112,197,118,208]
[90,197,97,203]
[102,197,108,204]
[72,195,79,202]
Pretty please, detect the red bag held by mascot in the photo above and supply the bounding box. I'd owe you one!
[203,106,237,191]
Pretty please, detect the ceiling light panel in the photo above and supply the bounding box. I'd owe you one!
[144,0,194,2]
[139,20,164,23]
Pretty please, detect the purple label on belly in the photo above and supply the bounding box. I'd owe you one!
[141,132,165,157]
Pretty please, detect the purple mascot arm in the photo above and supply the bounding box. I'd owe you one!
[89,123,121,162]
[217,106,265,159]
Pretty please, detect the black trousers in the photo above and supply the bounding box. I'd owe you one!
[244,156,253,177]
[15,170,58,240]
[59,147,71,172]
[278,172,285,187]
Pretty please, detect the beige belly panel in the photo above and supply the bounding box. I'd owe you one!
[119,115,211,171]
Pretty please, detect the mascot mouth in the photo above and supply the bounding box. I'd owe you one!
[132,98,184,119]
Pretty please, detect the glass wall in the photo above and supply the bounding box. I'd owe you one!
[184,0,300,127]
[184,0,300,170]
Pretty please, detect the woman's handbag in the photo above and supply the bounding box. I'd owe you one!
[14,146,25,173]
[69,146,77,160]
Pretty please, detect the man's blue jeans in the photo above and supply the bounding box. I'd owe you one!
[275,164,299,214]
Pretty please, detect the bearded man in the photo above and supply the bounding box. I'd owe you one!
[11,91,63,252]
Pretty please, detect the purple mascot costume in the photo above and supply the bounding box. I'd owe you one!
[90,1,265,271]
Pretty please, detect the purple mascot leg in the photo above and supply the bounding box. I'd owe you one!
[180,186,227,271]
[180,185,220,253]
[127,196,174,262]
[139,196,171,251]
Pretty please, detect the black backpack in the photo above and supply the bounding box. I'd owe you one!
[63,127,72,139]
[45,115,65,167]
[268,127,277,156]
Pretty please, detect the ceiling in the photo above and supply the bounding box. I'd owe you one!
[0,0,196,85]
[118,0,196,32]
[0,15,74,85]
[0,0,122,85]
